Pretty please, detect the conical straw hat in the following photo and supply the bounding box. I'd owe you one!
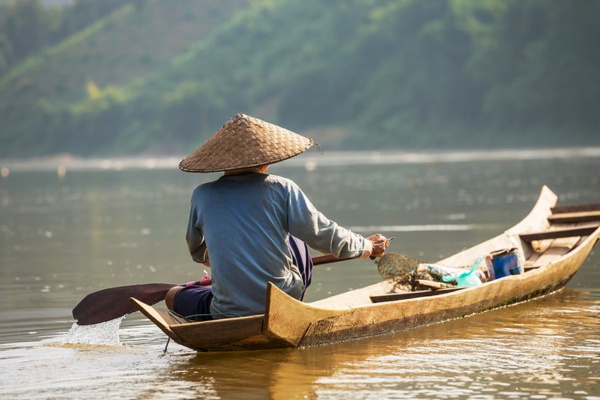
[179,113,314,173]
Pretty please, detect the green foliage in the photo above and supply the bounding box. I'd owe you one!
[0,0,599,157]
[0,33,13,75]
[0,0,126,73]
[161,80,227,144]
[467,0,600,138]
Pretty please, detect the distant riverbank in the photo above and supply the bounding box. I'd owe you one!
[2,147,600,174]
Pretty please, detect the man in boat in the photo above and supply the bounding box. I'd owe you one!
[166,113,390,321]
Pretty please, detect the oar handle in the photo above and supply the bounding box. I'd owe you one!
[312,254,357,265]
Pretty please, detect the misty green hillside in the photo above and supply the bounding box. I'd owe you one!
[1,0,599,157]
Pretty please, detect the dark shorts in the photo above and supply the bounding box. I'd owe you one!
[173,285,214,322]
[288,235,314,299]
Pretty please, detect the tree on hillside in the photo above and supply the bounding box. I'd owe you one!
[465,0,600,140]
[0,33,12,75]
[0,0,56,61]
[0,0,134,75]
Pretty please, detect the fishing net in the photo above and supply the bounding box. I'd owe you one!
[375,252,485,292]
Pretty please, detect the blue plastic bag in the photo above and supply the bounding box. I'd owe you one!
[442,257,483,287]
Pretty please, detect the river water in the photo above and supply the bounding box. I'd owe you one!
[0,149,599,399]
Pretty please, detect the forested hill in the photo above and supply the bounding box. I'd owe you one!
[1,0,599,158]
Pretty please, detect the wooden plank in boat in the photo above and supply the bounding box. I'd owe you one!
[551,203,600,214]
[547,210,600,223]
[415,279,455,290]
[525,235,581,269]
[370,287,464,303]
[529,246,574,269]
[520,226,598,242]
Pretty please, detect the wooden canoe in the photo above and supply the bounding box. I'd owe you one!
[130,186,599,352]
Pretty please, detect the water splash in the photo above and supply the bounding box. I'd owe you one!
[61,318,124,346]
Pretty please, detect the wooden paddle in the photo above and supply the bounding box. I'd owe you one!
[72,253,359,325]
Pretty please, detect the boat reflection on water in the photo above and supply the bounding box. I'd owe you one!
[161,288,600,399]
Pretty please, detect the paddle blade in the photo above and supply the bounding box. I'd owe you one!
[72,283,176,325]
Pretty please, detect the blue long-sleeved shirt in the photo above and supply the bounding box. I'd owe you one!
[186,172,368,318]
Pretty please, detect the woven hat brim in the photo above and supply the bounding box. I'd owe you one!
[179,113,314,173]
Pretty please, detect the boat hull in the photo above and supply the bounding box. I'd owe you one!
[131,186,599,352]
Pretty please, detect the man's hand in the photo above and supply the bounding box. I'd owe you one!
[366,234,391,258]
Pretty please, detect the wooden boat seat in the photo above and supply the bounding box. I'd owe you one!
[519,225,598,242]
[547,210,600,223]
[548,203,600,223]
[551,203,600,214]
